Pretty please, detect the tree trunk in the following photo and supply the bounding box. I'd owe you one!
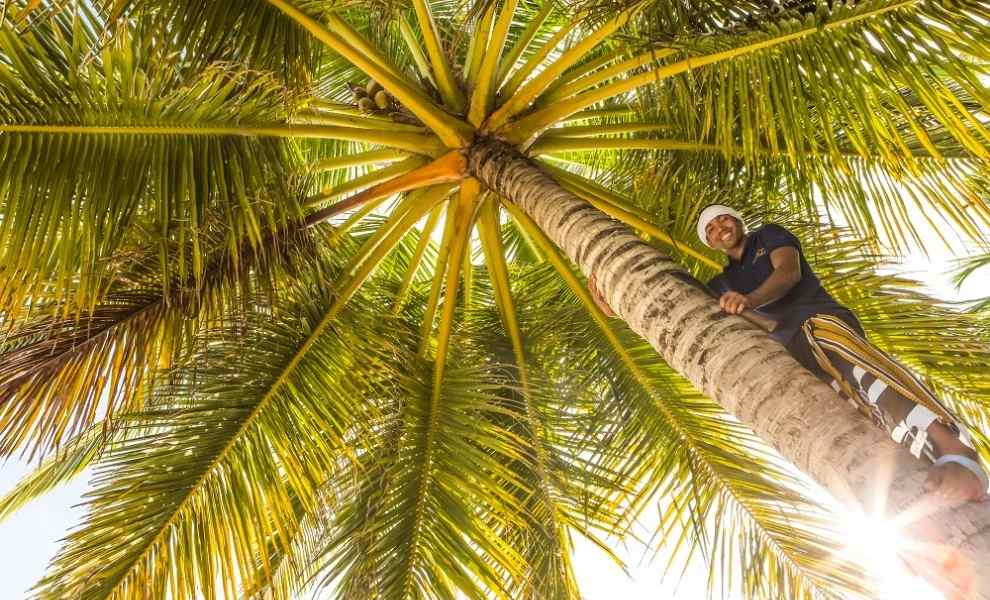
[468,138,990,600]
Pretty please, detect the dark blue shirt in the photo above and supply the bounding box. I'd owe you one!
[706,224,855,344]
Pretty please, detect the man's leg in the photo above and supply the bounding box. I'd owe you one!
[798,319,989,506]
[831,358,986,505]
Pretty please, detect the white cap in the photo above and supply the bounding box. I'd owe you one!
[696,204,744,248]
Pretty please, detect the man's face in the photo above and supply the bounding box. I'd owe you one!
[705,214,744,252]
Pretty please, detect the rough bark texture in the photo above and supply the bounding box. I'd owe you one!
[468,138,990,600]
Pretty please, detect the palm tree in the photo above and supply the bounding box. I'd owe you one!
[1,0,989,598]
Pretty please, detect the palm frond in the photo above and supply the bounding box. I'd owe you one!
[318,362,533,600]
[476,198,585,598]
[0,423,109,523]
[537,116,990,253]
[494,0,558,88]
[239,487,338,600]
[507,1,990,151]
[33,269,405,600]
[0,193,327,458]
[952,251,990,313]
[104,0,320,87]
[0,11,306,310]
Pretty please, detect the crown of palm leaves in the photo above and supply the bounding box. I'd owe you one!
[1,1,989,599]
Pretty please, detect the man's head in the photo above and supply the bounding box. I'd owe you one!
[697,205,746,253]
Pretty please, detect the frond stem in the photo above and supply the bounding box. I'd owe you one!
[410,0,468,111]
[498,17,580,100]
[304,150,465,221]
[469,0,519,125]
[543,49,620,97]
[265,0,473,147]
[399,13,438,87]
[537,122,672,138]
[531,137,720,154]
[532,132,966,160]
[291,111,428,133]
[400,184,477,599]
[541,48,677,104]
[307,149,409,174]
[486,4,640,130]
[305,156,429,207]
[465,2,497,90]
[562,106,635,122]
[495,0,556,85]
[0,123,442,154]
[477,196,573,576]
[392,201,446,313]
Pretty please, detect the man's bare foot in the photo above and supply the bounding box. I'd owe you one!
[923,460,988,506]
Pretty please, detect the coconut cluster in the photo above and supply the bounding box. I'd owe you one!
[348,80,393,113]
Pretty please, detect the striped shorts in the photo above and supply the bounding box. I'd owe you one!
[792,314,961,463]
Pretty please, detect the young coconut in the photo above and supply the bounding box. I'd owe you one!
[347,81,368,102]
[374,90,390,109]
[357,97,376,112]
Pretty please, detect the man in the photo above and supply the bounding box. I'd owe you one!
[590,205,987,505]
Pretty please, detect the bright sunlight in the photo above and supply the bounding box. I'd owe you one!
[838,507,945,600]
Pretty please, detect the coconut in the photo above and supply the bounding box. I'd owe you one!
[374,90,389,109]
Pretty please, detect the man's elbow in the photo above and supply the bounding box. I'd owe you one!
[783,266,801,288]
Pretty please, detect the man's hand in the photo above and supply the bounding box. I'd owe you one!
[588,274,616,317]
[719,291,752,315]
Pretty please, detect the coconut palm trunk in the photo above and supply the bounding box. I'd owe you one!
[468,138,990,600]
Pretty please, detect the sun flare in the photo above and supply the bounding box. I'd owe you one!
[838,509,944,600]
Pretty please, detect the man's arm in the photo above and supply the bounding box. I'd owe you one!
[719,247,801,314]
[748,246,802,307]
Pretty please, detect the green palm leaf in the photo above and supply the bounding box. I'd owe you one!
[0,423,110,522]
[0,191,328,457]
[0,12,305,310]
[104,0,320,86]
[34,275,402,600]
[320,360,531,600]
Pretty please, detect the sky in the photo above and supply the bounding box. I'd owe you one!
[0,243,987,600]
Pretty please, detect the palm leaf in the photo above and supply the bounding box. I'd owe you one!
[0,191,329,457]
[316,358,531,600]
[33,271,404,600]
[0,423,110,522]
[0,12,305,310]
[104,0,320,87]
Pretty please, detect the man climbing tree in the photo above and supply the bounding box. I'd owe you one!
[593,204,989,505]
